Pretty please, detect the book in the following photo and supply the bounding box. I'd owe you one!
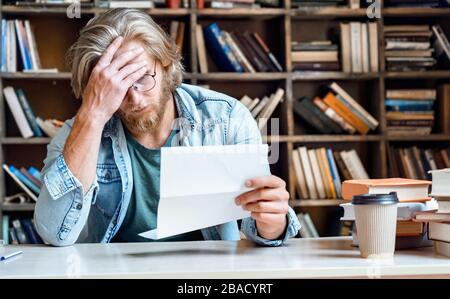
[20,167,42,188]
[298,147,318,199]
[342,178,432,202]
[2,164,38,201]
[340,23,352,72]
[2,215,9,245]
[12,219,29,244]
[429,222,450,243]
[414,210,450,222]
[252,32,283,72]
[308,149,326,199]
[3,86,34,138]
[303,213,319,238]
[340,150,369,180]
[429,168,450,196]
[203,23,244,72]
[196,25,208,73]
[292,149,309,199]
[434,240,450,258]
[15,88,44,137]
[257,88,284,130]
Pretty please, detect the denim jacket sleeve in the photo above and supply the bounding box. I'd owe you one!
[228,100,301,246]
[34,118,99,247]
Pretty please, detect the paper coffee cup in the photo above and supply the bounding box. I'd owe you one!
[352,192,398,258]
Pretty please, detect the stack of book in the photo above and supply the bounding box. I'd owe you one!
[293,82,378,135]
[292,146,369,200]
[296,213,319,238]
[291,0,345,8]
[239,88,285,130]
[388,146,450,180]
[341,178,436,249]
[385,89,436,136]
[3,86,64,138]
[384,0,449,7]
[340,22,379,73]
[2,216,43,245]
[291,40,340,71]
[413,169,450,257]
[2,164,41,202]
[384,24,436,71]
[0,19,57,73]
[199,23,283,73]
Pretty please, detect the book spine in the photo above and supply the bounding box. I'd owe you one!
[350,22,362,73]
[234,32,268,72]
[12,219,29,244]
[1,20,6,72]
[323,92,370,134]
[9,165,40,194]
[327,148,342,198]
[293,97,333,134]
[243,31,276,72]
[203,23,244,72]
[252,32,283,72]
[2,86,34,138]
[15,88,44,137]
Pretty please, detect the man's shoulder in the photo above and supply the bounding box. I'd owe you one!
[176,83,249,120]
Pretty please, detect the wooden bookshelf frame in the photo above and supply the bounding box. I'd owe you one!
[1,0,450,236]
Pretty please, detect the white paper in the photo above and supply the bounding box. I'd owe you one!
[139,144,270,239]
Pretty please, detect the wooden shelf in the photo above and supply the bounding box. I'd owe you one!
[1,5,98,15]
[290,7,367,18]
[196,8,285,18]
[384,70,450,79]
[290,199,346,207]
[386,134,450,141]
[1,137,52,145]
[1,5,190,16]
[282,135,382,142]
[0,72,72,80]
[1,203,36,212]
[291,72,379,81]
[383,7,450,17]
[193,72,288,81]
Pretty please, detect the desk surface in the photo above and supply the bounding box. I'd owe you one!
[1,237,450,278]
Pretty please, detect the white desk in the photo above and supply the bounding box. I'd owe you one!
[1,237,450,278]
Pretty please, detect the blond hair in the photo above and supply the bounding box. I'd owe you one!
[66,8,184,99]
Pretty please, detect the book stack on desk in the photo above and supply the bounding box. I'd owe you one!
[341,178,437,249]
[413,169,450,257]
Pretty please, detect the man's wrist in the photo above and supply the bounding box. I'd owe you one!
[256,215,288,240]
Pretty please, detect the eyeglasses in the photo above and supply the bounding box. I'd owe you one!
[130,61,157,92]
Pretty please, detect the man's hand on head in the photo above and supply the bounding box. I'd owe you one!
[78,36,148,126]
[235,175,289,240]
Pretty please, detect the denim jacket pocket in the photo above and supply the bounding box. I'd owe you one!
[96,163,121,183]
[94,164,122,217]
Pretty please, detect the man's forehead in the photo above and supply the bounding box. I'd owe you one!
[113,40,149,59]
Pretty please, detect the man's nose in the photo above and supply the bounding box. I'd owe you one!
[126,87,142,106]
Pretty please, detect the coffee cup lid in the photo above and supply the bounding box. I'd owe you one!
[352,192,399,205]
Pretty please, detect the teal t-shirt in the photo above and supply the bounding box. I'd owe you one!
[112,128,204,242]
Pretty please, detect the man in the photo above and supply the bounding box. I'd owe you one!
[34,8,300,246]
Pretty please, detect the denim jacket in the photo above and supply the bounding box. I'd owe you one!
[34,83,300,247]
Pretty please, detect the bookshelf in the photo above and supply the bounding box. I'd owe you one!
[1,0,450,238]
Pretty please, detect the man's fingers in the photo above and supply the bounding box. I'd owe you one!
[97,36,123,67]
[116,61,147,80]
[122,66,147,87]
[244,201,288,214]
[108,47,144,71]
[236,187,289,205]
[245,175,286,189]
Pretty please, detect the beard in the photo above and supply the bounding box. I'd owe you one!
[116,78,172,134]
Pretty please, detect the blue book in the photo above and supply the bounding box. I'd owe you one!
[1,20,6,72]
[28,166,41,181]
[21,219,43,244]
[9,165,40,194]
[15,88,44,137]
[203,23,244,72]
[2,215,9,245]
[326,149,342,198]
[385,99,434,112]
[14,20,32,70]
